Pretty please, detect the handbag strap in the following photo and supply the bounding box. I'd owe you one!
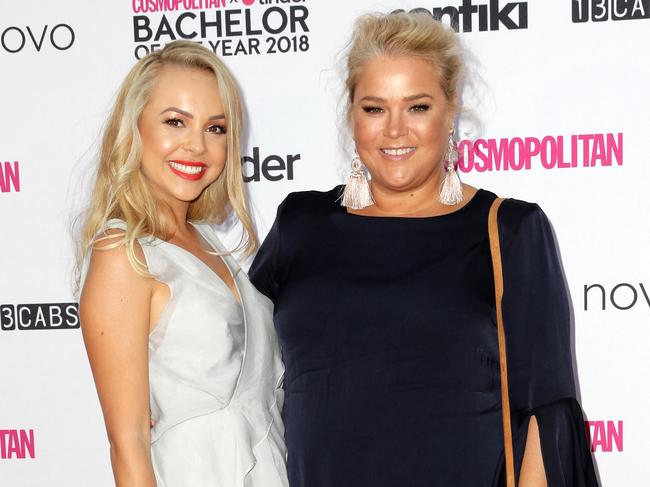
[488,197,516,487]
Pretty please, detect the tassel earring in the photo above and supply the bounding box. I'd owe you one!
[439,129,464,206]
[341,153,374,210]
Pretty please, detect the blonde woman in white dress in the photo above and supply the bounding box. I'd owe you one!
[77,41,287,487]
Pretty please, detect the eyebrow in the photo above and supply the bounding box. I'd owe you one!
[359,93,434,103]
[160,106,225,120]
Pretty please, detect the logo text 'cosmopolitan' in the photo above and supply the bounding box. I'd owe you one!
[458,133,623,172]
[133,0,230,13]
[132,0,310,58]
[0,161,20,193]
[0,430,35,460]
[586,421,623,452]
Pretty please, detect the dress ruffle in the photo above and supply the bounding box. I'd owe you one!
[150,377,286,487]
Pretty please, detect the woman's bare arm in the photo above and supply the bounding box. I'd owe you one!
[519,415,547,487]
[79,234,156,487]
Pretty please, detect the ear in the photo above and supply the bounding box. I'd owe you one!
[446,96,458,133]
[448,95,458,119]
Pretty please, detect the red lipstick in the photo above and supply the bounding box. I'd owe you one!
[167,160,207,181]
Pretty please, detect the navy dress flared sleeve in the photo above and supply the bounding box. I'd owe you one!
[497,202,599,486]
[250,187,598,487]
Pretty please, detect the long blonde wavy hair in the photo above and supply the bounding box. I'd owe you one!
[76,40,256,285]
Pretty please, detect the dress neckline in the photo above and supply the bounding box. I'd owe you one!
[339,187,486,221]
[107,218,241,307]
[162,222,243,306]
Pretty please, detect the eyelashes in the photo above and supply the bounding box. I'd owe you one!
[360,104,432,114]
[163,117,227,134]
[164,117,184,127]
[207,124,227,134]
[410,104,431,112]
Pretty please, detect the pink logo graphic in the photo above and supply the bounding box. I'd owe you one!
[458,133,623,172]
[0,161,20,193]
[585,420,623,452]
[0,429,35,459]
[242,0,255,5]
[132,0,228,14]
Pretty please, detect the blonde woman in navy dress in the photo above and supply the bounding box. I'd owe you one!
[77,41,287,487]
[250,12,598,487]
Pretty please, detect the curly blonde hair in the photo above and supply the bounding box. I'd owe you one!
[345,11,464,116]
[76,40,256,283]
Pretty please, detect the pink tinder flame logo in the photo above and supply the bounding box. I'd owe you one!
[585,420,623,453]
[0,429,35,459]
[0,161,20,193]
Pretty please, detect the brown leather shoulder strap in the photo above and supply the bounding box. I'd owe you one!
[488,197,515,487]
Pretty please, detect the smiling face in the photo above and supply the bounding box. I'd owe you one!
[351,55,455,194]
[138,64,228,208]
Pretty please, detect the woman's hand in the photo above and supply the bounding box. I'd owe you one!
[79,232,157,487]
[519,415,548,487]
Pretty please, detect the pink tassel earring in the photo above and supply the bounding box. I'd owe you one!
[341,153,374,210]
[439,129,464,206]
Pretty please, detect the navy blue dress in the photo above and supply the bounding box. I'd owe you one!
[250,187,598,487]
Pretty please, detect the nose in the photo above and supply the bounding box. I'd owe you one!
[384,112,408,139]
[183,126,207,155]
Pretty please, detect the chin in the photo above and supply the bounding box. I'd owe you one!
[180,189,208,203]
[375,174,416,191]
[164,184,207,203]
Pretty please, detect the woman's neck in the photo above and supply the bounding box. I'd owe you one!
[349,179,476,218]
[164,199,192,237]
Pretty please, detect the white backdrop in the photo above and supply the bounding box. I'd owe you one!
[1,0,649,485]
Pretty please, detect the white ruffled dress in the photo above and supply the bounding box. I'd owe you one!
[88,220,288,487]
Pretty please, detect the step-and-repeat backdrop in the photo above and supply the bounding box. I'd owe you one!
[1,0,648,485]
